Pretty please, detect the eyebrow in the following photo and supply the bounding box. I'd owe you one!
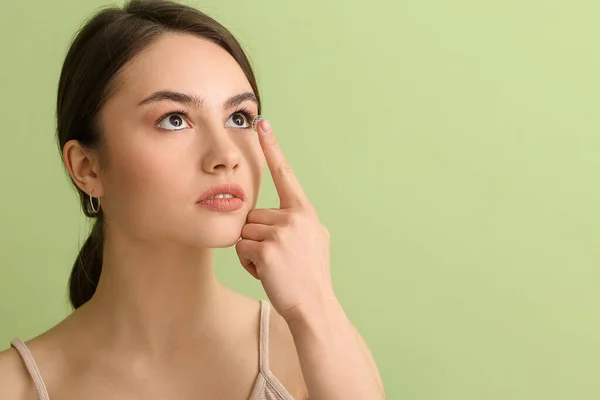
[137,90,258,110]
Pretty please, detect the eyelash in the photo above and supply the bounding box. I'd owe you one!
[155,107,257,131]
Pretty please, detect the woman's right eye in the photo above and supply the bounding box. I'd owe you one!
[158,113,190,130]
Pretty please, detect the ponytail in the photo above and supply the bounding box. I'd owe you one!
[69,216,104,309]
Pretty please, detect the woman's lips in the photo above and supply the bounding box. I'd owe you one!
[197,197,244,212]
[197,183,246,202]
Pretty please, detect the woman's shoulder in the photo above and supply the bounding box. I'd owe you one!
[224,290,308,399]
[0,343,38,400]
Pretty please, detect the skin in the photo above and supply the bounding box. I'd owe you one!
[0,33,385,399]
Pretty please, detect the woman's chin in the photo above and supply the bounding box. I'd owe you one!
[187,229,244,249]
[211,236,244,249]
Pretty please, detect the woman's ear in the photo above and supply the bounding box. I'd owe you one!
[62,139,104,197]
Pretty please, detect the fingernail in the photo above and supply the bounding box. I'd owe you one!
[261,120,271,136]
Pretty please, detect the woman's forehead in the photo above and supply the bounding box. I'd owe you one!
[113,33,252,104]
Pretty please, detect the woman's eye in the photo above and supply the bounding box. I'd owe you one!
[226,112,252,129]
[158,113,190,130]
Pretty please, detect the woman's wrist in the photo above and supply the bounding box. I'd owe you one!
[283,294,349,339]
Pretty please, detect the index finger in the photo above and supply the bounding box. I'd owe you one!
[257,119,308,209]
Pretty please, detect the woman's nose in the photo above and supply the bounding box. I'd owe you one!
[200,125,242,173]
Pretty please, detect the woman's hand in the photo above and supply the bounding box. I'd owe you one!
[236,119,386,399]
[235,119,336,323]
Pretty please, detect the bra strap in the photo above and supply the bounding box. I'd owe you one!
[259,299,271,372]
[10,339,50,400]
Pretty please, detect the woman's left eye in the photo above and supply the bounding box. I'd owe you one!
[226,111,254,129]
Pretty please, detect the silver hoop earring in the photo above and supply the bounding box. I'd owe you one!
[89,191,100,214]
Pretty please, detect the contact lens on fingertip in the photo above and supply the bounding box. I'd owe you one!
[251,115,264,132]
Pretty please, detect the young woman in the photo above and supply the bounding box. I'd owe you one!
[0,1,385,399]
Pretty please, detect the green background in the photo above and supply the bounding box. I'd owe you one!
[1,0,599,398]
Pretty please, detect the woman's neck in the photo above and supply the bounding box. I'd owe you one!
[79,231,228,356]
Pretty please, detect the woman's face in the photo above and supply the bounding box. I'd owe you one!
[97,33,265,248]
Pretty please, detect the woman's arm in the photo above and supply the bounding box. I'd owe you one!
[285,297,386,400]
[240,120,385,398]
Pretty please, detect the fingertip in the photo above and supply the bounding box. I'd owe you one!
[252,115,265,132]
[262,119,271,133]
[259,119,271,137]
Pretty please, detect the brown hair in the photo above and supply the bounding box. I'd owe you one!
[56,0,262,309]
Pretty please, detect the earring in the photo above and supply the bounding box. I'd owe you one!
[89,190,100,214]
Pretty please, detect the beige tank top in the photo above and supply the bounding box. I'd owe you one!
[10,300,296,400]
